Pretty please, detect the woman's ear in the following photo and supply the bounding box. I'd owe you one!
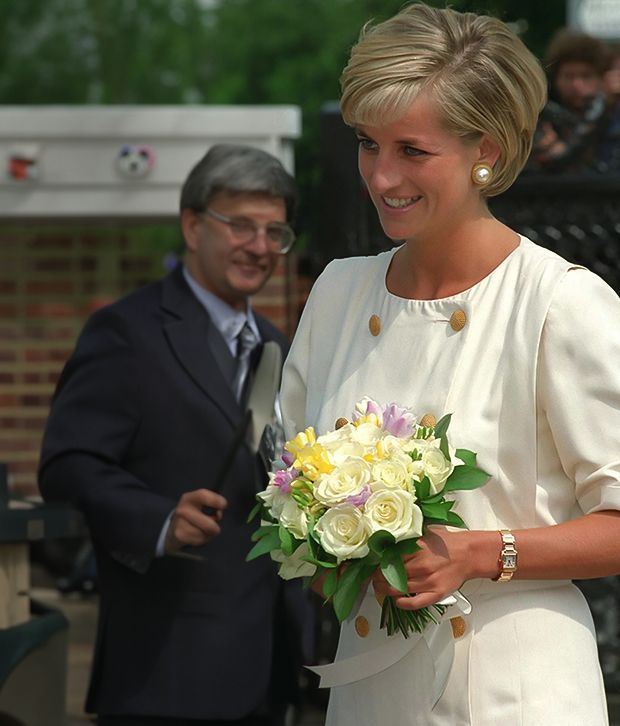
[478,134,501,167]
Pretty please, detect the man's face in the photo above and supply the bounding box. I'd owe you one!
[182,191,286,310]
[554,61,603,111]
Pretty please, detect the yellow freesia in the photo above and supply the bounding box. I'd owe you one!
[294,443,334,481]
[285,427,317,458]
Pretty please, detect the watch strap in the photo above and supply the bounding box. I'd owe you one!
[494,528,517,582]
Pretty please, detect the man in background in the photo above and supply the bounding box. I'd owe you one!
[39,144,310,726]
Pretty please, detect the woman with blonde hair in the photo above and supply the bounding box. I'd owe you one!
[281,4,620,724]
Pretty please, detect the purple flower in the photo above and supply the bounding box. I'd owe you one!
[272,467,299,494]
[352,397,383,422]
[281,451,294,467]
[382,403,415,438]
[346,485,372,507]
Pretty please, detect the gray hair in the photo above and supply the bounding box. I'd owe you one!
[180,143,298,221]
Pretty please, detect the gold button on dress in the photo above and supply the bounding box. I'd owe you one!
[369,314,381,336]
[450,616,467,639]
[449,309,467,332]
[355,616,370,638]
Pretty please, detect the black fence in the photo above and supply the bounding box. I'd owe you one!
[490,175,620,293]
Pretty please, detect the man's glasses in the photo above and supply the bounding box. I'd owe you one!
[203,208,296,254]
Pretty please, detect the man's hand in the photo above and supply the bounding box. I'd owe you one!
[165,489,228,554]
[533,122,567,162]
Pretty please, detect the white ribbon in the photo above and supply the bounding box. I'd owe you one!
[306,590,471,707]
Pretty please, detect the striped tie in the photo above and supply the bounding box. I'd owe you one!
[232,322,258,401]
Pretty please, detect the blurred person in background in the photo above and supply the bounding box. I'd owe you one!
[39,144,311,726]
[599,43,620,172]
[530,29,619,173]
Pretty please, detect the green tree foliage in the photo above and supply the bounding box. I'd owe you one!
[0,0,565,241]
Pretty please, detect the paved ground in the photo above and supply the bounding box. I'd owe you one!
[31,585,620,726]
[31,586,326,726]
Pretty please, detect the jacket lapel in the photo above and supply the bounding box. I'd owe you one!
[160,265,240,429]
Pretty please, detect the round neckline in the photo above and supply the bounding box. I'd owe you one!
[382,235,526,303]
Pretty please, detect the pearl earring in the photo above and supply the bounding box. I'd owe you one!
[471,162,493,186]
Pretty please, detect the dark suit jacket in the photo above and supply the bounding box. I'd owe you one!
[39,265,310,720]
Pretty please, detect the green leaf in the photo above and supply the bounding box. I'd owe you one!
[290,537,305,553]
[380,547,408,593]
[368,530,396,556]
[443,465,490,492]
[420,501,454,520]
[434,413,452,439]
[414,476,431,500]
[332,561,367,622]
[278,525,294,556]
[445,510,467,528]
[303,555,338,568]
[246,500,262,523]
[419,492,444,504]
[440,434,451,462]
[251,524,278,542]
[245,527,281,561]
[455,448,477,467]
[322,568,339,598]
[394,538,421,555]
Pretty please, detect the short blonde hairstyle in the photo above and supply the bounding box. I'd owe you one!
[340,3,547,197]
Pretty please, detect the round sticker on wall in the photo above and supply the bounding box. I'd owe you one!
[116,144,156,179]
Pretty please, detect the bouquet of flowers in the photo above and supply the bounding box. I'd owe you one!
[247,398,489,638]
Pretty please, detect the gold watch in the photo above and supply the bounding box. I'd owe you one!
[494,529,517,582]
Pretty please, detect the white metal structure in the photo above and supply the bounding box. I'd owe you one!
[0,105,301,219]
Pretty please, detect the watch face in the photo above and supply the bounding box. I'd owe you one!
[503,554,517,569]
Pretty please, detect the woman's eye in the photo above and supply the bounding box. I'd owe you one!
[404,145,425,157]
[357,137,377,151]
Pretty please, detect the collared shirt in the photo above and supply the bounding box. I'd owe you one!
[182,265,261,355]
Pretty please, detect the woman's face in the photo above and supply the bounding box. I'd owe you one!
[356,94,490,245]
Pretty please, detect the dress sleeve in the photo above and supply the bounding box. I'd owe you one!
[538,267,620,514]
[280,276,314,440]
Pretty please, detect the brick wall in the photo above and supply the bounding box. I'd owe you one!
[0,222,297,498]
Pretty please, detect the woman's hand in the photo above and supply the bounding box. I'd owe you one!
[372,527,488,610]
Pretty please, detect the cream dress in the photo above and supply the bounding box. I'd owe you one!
[280,237,620,726]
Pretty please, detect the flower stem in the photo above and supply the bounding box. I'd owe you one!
[380,596,448,638]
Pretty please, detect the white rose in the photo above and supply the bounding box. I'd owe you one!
[409,459,425,482]
[421,446,454,493]
[317,425,369,465]
[328,441,368,466]
[279,498,309,539]
[317,424,355,449]
[314,504,370,562]
[371,456,410,491]
[351,422,383,447]
[364,488,423,542]
[401,436,431,456]
[257,483,288,518]
[378,434,409,455]
[271,543,317,580]
[314,457,371,506]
